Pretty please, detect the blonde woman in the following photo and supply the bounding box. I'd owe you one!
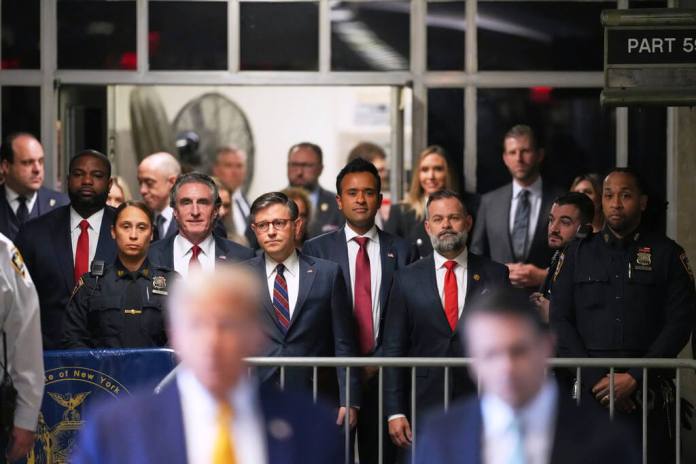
[106,176,133,208]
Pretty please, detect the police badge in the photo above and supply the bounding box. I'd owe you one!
[635,247,652,271]
[152,275,168,295]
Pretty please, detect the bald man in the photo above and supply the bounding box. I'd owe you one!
[138,152,182,240]
[72,264,343,464]
[0,133,68,240]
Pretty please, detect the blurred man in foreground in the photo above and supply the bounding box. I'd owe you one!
[71,264,342,464]
[417,289,639,464]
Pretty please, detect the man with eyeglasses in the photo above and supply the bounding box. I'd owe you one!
[286,142,344,239]
[148,172,254,277]
[382,190,510,453]
[246,191,360,458]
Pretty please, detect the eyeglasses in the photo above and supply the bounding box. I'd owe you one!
[252,218,294,232]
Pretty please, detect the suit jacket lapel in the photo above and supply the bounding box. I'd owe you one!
[289,253,316,330]
[54,207,77,293]
[214,235,231,264]
[378,229,397,310]
[501,184,515,260]
[94,207,116,261]
[252,256,288,338]
[464,253,484,307]
[531,183,555,253]
[158,382,189,464]
[334,229,352,307]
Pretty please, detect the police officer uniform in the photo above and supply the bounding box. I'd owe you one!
[0,233,43,455]
[62,259,175,349]
[550,225,696,461]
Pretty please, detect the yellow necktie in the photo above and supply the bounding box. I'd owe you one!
[212,401,237,464]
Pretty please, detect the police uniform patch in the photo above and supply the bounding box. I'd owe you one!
[680,253,694,282]
[10,247,28,280]
[152,275,168,295]
[552,252,565,283]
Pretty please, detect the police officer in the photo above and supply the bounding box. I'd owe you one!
[63,201,175,348]
[550,168,696,462]
[0,232,43,462]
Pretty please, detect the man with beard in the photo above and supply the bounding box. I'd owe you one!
[286,142,344,238]
[15,150,117,349]
[550,168,696,462]
[530,191,595,322]
[382,190,510,452]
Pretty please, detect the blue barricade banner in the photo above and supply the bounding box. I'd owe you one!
[23,349,177,464]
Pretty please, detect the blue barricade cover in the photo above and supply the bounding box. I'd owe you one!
[23,349,178,464]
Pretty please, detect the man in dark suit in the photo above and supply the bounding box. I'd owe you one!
[287,142,344,238]
[71,264,343,464]
[0,133,68,240]
[303,158,413,464]
[15,149,117,349]
[246,191,360,433]
[148,172,254,274]
[471,125,564,291]
[384,190,510,451]
[138,151,181,240]
[416,289,639,464]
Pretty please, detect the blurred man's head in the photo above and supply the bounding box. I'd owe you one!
[212,147,247,193]
[67,150,112,217]
[347,142,388,190]
[547,192,594,249]
[169,264,265,400]
[287,142,323,191]
[281,187,311,245]
[462,289,554,409]
[0,133,45,196]
[171,172,221,245]
[336,157,382,235]
[424,190,473,258]
[250,192,301,262]
[138,152,181,213]
[602,168,647,238]
[502,125,544,187]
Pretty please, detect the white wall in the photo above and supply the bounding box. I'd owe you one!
[112,85,393,202]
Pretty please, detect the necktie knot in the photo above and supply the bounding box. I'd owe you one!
[354,236,369,248]
[191,244,201,260]
[17,195,27,205]
[217,400,233,422]
[276,263,286,277]
[519,189,530,200]
[444,260,457,272]
[79,219,90,232]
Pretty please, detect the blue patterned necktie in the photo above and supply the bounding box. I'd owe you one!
[512,189,530,262]
[273,264,290,333]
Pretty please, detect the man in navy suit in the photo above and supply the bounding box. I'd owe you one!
[148,172,254,274]
[471,125,564,291]
[247,191,360,432]
[137,151,181,241]
[383,190,510,451]
[416,289,639,464]
[15,149,117,349]
[0,133,68,241]
[303,158,413,464]
[286,142,344,239]
[71,264,343,464]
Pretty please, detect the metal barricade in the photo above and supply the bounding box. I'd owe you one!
[156,357,696,464]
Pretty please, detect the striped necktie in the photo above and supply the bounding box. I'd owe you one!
[273,264,291,332]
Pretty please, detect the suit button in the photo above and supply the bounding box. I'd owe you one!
[615,318,622,323]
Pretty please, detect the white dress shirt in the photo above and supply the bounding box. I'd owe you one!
[481,379,558,464]
[345,224,382,341]
[509,177,543,257]
[158,205,174,236]
[433,249,468,318]
[177,368,267,464]
[265,251,300,318]
[232,189,250,235]
[69,207,105,268]
[5,185,37,216]
[173,234,216,278]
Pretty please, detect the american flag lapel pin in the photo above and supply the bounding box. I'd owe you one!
[387,252,395,259]
[218,255,227,260]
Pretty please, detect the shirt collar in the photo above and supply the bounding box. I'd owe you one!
[115,258,151,280]
[433,248,468,270]
[5,185,37,204]
[265,250,300,278]
[482,378,558,436]
[175,233,215,257]
[177,367,259,420]
[602,224,641,248]
[159,205,173,221]
[512,176,543,199]
[69,206,105,232]
[344,224,379,244]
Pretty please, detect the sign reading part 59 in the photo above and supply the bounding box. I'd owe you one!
[607,29,696,65]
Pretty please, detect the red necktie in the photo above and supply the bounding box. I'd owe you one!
[189,245,201,273]
[443,260,459,331]
[354,237,374,354]
[74,219,90,283]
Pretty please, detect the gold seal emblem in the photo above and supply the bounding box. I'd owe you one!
[636,247,652,267]
[152,275,168,295]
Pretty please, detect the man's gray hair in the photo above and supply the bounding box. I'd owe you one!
[215,146,248,164]
[169,172,221,208]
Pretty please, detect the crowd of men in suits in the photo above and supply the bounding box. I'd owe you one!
[0,123,694,463]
